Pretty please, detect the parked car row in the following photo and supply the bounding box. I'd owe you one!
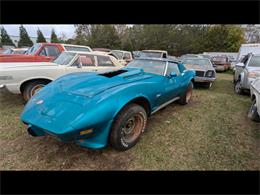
[232,53,260,122]
[8,43,260,151]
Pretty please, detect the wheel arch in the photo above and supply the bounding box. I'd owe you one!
[20,78,53,93]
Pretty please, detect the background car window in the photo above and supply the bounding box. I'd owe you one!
[97,56,115,66]
[123,53,131,60]
[166,62,181,75]
[79,55,95,66]
[248,56,260,67]
[39,46,60,57]
[111,51,124,59]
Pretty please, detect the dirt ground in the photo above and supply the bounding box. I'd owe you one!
[0,72,259,170]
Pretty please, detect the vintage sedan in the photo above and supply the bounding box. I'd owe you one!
[182,58,216,88]
[0,51,122,101]
[248,78,260,122]
[0,43,92,63]
[21,58,195,151]
[211,56,231,72]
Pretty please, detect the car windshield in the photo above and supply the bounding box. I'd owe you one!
[182,59,212,67]
[111,51,124,59]
[212,57,227,63]
[141,52,162,58]
[3,49,13,54]
[25,43,41,55]
[126,59,166,76]
[52,52,76,65]
[248,56,260,67]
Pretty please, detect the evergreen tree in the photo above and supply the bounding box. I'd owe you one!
[18,25,33,47]
[36,28,46,43]
[0,27,15,47]
[51,29,59,43]
[88,25,121,49]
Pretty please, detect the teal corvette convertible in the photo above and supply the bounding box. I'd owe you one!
[21,58,195,150]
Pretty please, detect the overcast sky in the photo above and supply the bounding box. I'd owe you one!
[1,25,76,39]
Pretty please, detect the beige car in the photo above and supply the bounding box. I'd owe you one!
[0,51,123,101]
[182,58,216,88]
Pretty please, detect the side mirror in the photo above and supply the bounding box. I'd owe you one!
[169,71,177,78]
[236,62,245,67]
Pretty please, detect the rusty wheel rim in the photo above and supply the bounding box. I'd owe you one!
[30,84,45,97]
[122,113,145,144]
[186,85,192,103]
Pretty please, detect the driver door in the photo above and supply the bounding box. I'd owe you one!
[161,62,183,103]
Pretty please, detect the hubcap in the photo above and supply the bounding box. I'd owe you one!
[30,84,45,97]
[235,82,241,93]
[121,113,145,144]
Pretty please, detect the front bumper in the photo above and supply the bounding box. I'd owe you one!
[215,66,226,71]
[194,76,216,83]
[23,118,113,149]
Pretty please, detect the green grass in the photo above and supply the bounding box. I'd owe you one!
[0,73,259,170]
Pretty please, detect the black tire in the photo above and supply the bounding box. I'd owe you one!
[22,80,48,102]
[109,103,147,151]
[248,99,260,122]
[234,80,244,95]
[204,82,212,89]
[178,82,193,105]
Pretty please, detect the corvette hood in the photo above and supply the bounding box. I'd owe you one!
[58,68,153,97]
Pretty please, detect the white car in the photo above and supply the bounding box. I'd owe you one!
[109,50,133,65]
[0,51,123,101]
[248,78,260,122]
[141,50,168,58]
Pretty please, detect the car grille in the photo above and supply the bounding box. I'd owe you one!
[195,71,205,77]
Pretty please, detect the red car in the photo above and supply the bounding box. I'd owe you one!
[0,43,92,62]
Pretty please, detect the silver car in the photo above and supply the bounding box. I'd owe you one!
[182,58,216,88]
[248,78,260,122]
[234,54,260,94]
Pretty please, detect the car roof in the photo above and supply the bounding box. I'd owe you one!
[142,50,167,53]
[134,57,179,63]
[112,50,131,53]
[61,44,91,48]
[65,51,113,57]
[182,57,210,61]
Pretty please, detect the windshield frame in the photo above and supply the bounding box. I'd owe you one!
[52,52,77,65]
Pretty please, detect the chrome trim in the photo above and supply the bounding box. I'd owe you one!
[163,61,169,76]
[151,97,180,114]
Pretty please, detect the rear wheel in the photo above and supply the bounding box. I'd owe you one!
[248,99,260,122]
[178,82,193,105]
[109,103,147,151]
[234,80,243,94]
[22,80,49,102]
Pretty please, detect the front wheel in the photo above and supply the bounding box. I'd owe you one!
[109,103,147,151]
[248,99,260,122]
[178,82,193,105]
[22,80,48,102]
[234,80,243,95]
